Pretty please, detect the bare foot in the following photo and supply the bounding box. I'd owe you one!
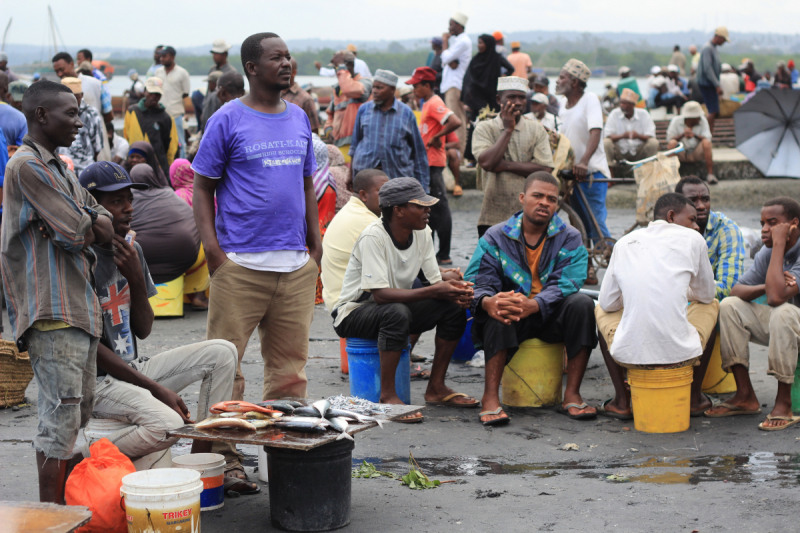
[761,401,794,429]
[690,393,713,413]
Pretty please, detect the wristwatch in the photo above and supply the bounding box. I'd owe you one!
[83,206,99,223]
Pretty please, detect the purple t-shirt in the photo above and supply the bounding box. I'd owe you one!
[192,99,317,253]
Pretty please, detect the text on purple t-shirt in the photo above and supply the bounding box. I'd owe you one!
[192,99,317,253]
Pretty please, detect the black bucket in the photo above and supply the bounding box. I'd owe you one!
[267,438,355,531]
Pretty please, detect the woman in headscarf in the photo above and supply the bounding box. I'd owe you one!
[312,136,337,304]
[328,144,351,211]
[461,34,515,116]
[129,163,209,310]
[461,34,514,162]
[126,141,170,188]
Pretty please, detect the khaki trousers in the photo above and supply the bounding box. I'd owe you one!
[677,142,706,163]
[595,300,719,369]
[719,297,800,384]
[207,258,317,466]
[604,137,660,167]
[445,87,467,157]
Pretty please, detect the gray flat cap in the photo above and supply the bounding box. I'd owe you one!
[379,177,438,208]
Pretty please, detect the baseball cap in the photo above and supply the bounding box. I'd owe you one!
[347,44,358,53]
[204,70,223,83]
[379,177,438,208]
[714,26,730,43]
[61,77,83,94]
[667,64,680,73]
[510,41,521,48]
[493,31,504,41]
[210,39,232,54]
[79,161,148,192]
[144,77,164,94]
[158,46,177,56]
[531,93,549,105]
[8,81,28,102]
[406,66,437,85]
[532,76,549,87]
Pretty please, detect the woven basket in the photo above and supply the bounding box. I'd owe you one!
[0,339,33,408]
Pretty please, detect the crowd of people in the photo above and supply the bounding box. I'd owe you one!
[2,17,800,509]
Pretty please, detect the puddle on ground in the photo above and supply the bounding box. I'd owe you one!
[355,452,800,486]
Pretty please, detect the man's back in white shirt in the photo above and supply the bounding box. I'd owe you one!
[598,220,716,365]
[440,32,472,94]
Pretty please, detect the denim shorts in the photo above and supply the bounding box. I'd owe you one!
[698,85,719,114]
[27,327,99,459]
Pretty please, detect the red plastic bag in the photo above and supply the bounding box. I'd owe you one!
[65,437,136,533]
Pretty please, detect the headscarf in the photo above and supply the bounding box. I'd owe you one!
[328,144,351,211]
[128,141,169,188]
[311,137,335,202]
[170,158,195,206]
[129,163,201,284]
[462,34,505,112]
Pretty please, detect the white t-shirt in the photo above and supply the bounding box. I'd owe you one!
[333,220,442,326]
[111,132,129,161]
[155,64,191,118]
[598,221,716,365]
[604,108,656,155]
[559,92,611,178]
[226,251,309,273]
[78,73,104,117]
[440,32,472,94]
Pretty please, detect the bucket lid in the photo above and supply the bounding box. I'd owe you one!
[172,453,225,470]
[122,468,201,491]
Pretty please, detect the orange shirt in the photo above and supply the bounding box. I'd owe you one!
[420,95,453,168]
[525,235,545,296]
[507,52,533,79]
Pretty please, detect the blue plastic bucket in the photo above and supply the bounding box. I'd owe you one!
[346,338,411,404]
[452,311,475,361]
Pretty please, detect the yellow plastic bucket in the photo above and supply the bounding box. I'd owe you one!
[149,276,185,317]
[628,366,693,433]
[701,335,737,394]
[501,339,564,407]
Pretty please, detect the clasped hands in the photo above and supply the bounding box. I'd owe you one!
[482,291,539,325]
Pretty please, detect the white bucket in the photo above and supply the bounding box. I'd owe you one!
[84,418,173,471]
[257,446,269,482]
[172,453,225,511]
[121,468,203,533]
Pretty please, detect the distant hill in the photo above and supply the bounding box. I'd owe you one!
[5,30,800,66]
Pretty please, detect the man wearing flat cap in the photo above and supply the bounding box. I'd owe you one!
[57,77,106,173]
[323,49,372,163]
[441,12,472,156]
[556,58,612,283]
[350,70,429,189]
[603,88,658,175]
[333,178,479,421]
[473,76,553,237]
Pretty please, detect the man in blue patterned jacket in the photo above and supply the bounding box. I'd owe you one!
[466,172,597,426]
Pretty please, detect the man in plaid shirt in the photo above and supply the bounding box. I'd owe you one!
[676,176,745,298]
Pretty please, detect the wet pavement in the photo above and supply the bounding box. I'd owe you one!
[1,208,796,533]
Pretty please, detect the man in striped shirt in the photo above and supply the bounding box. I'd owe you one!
[676,176,745,299]
[1,80,114,503]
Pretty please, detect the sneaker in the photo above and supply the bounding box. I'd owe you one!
[706,173,719,185]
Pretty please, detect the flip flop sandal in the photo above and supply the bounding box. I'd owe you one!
[597,398,633,420]
[690,393,716,417]
[703,402,762,418]
[479,407,510,426]
[410,353,428,363]
[223,475,260,496]
[758,414,800,431]
[394,412,424,424]
[453,185,464,197]
[426,392,480,408]
[557,402,597,420]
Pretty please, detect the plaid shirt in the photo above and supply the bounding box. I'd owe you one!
[1,136,112,340]
[704,210,745,299]
[350,99,430,191]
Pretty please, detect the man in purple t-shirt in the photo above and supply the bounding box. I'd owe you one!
[192,32,320,486]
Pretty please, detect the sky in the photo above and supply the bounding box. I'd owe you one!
[3,0,800,49]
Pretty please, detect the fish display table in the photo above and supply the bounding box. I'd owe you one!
[1,501,92,533]
[167,402,424,531]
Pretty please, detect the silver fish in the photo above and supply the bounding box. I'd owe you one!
[292,406,323,418]
[326,408,385,429]
[312,399,331,418]
[274,418,328,433]
[327,417,354,441]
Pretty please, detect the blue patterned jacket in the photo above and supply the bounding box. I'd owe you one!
[465,211,588,323]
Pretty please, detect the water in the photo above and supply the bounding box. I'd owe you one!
[354,452,800,486]
[104,74,647,99]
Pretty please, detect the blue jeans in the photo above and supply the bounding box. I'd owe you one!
[571,172,611,243]
[174,115,186,159]
[27,327,99,459]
